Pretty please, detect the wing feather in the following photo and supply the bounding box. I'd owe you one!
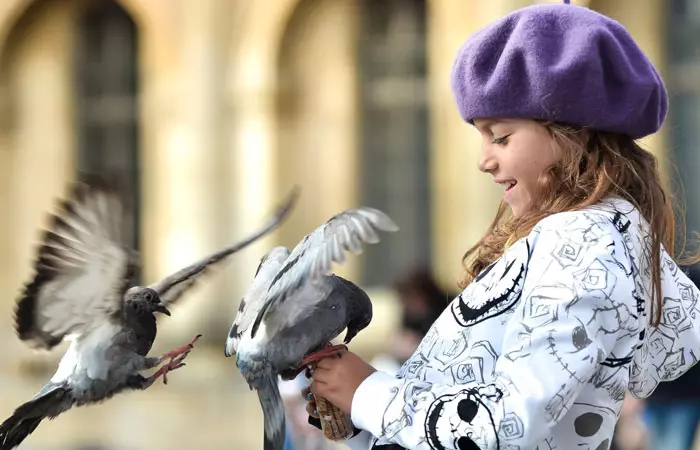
[249,207,398,338]
[224,247,290,356]
[148,186,299,307]
[14,178,135,350]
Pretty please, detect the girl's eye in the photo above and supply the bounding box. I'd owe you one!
[491,134,511,145]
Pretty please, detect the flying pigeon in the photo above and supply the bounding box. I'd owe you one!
[224,207,399,450]
[0,177,299,450]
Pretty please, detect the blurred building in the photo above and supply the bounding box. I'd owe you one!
[0,0,696,449]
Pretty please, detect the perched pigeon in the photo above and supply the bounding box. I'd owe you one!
[0,177,299,450]
[224,207,399,450]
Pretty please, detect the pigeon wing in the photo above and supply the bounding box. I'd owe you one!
[249,207,398,338]
[224,246,290,357]
[148,186,299,308]
[14,178,136,350]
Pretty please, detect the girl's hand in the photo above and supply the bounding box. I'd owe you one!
[301,385,318,419]
[309,349,376,414]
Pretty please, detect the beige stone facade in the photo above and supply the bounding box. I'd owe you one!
[0,0,672,449]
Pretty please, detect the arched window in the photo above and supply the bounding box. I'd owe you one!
[358,0,429,285]
[75,0,141,269]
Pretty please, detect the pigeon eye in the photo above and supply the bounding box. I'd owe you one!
[144,292,153,301]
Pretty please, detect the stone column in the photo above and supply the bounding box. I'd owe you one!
[427,0,531,288]
[2,2,78,354]
[275,0,361,281]
[220,0,303,330]
[141,0,231,343]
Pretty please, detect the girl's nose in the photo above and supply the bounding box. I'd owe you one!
[478,148,497,173]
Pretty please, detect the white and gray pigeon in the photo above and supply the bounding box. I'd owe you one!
[224,207,399,450]
[0,177,299,450]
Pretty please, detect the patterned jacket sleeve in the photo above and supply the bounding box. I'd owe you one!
[349,213,637,449]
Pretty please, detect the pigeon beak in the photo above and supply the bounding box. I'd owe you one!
[153,303,171,316]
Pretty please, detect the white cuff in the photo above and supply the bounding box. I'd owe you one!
[343,430,373,450]
[350,370,402,437]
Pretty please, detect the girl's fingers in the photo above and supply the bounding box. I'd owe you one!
[310,363,332,373]
[301,386,311,400]
[306,400,318,418]
[310,374,329,386]
[302,385,318,418]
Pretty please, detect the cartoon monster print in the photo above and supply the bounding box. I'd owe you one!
[424,385,503,450]
[451,241,532,328]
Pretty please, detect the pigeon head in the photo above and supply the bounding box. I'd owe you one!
[340,278,373,344]
[124,287,171,316]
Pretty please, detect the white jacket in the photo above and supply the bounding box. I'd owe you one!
[346,197,700,450]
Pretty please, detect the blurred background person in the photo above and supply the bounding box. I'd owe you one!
[641,266,700,450]
[371,266,453,374]
[612,266,700,450]
[280,374,331,450]
[612,395,649,450]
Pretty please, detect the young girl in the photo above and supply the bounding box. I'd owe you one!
[304,2,700,449]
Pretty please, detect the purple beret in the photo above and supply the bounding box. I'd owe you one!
[450,2,668,139]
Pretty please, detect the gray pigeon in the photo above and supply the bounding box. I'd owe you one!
[0,177,299,450]
[224,207,399,450]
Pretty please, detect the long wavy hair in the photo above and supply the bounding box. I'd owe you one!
[458,121,700,327]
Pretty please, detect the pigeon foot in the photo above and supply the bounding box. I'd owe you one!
[279,342,348,381]
[160,334,202,361]
[143,334,202,388]
[300,343,348,367]
[143,352,189,388]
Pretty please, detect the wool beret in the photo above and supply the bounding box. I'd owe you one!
[450,2,668,139]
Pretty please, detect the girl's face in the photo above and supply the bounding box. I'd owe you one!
[473,118,561,218]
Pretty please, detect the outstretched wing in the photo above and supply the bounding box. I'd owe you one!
[14,178,136,350]
[148,186,299,308]
[224,246,290,357]
[249,207,398,338]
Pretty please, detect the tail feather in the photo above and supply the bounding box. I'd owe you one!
[0,417,43,450]
[257,373,286,450]
[0,385,71,450]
